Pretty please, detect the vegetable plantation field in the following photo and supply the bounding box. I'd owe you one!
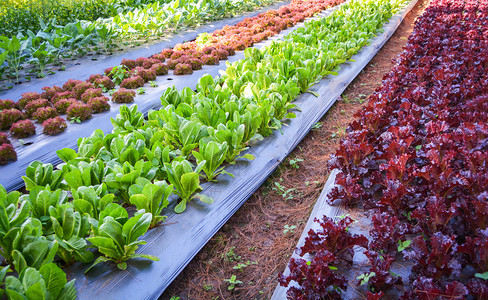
[1,0,486,299]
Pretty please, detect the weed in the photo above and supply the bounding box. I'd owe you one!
[224,275,242,290]
[341,94,351,103]
[69,116,82,124]
[222,247,241,262]
[109,65,130,85]
[283,225,297,235]
[312,122,322,130]
[289,157,303,169]
[397,239,411,252]
[357,272,376,286]
[233,261,257,270]
[331,125,346,139]
[202,283,213,291]
[273,181,295,201]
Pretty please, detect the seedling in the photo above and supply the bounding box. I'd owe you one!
[331,125,346,139]
[283,225,297,235]
[69,116,82,124]
[222,247,241,262]
[475,272,488,280]
[109,65,130,85]
[273,181,295,201]
[312,122,322,130]
[203,283,213,291]
[136,87,146,95]
[357,272,376,286]
[224,275,242,290]
[289,157,303,169]
[233,261,257,270]
[97,84,108,92]
[149,81,158,87]
[397,239,411,252]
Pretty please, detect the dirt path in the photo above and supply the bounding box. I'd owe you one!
[161,1,429,299]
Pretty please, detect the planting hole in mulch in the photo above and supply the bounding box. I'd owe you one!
[160,0,429,299]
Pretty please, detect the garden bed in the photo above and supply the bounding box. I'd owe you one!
[63,1,415,298]
[275,0,488,298]
[0,0,343,192]
[0,0,283,90]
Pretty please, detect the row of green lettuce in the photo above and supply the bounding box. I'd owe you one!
[0,0,165,37]
[0,0,407,298]
[0,0,275,81]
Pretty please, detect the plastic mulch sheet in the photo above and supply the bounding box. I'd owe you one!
[65,1,416,298]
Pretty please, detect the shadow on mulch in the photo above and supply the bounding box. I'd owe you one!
[161,0,428,299]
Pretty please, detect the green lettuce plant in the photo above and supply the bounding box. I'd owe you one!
[192,141,233,182]
[22,161,66,191]
[5,263,77,299]
[49,203,93,264]
[129,179,173,227]
[86,212,158,271]
[164,160,213,213]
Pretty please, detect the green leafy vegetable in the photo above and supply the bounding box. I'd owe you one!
[129,180,173,227]
[86,212,158,272]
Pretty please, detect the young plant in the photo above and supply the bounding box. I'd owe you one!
[289,157,303,169]
[22,161,65,191]
[0,144,17,165]
[164,160,213,213]
[207,123,255,163]
[25,187,68,226]
[129,179,174,227]
[192,141,233,182]
[5,263,77,299]
[0,109,24,130]
[136,87,146,95]
[11,217,59,274]
[86,212,158,272]
[224,275,243,291]
[42,117,67,135]
[49,203,93,264]
[283,225,297,235]
[108,65,131,85]
[273,181,295,201]
[72,185,115,220]
[10,120,36,138]
[0,186,30,263]
[110,104,144,134]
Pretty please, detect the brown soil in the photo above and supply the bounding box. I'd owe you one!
[161,1,428,299]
